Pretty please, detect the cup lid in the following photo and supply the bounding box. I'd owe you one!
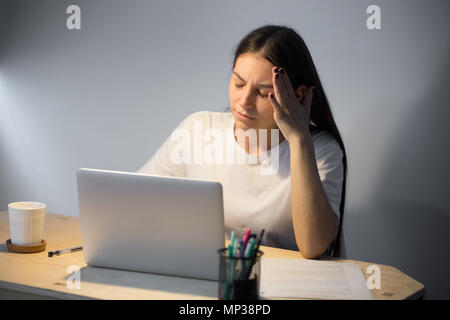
[8,202,46,210]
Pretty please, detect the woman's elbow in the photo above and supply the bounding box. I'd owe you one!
[298,234,335,259]
[297,241,328,259]
[300,247,327,259]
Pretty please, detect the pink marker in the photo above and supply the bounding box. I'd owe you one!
[242,228,251,246]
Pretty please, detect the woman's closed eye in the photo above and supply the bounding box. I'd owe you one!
[234,83,270,98]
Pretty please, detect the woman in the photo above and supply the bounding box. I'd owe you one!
[138,25,347,259]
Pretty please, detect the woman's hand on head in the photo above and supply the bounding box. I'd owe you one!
[268,67,314,142]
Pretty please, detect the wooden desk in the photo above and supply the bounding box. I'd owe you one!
[0,212,424,300]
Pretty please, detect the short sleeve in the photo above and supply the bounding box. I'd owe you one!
[313,132,344,223]
[137,113,195,177]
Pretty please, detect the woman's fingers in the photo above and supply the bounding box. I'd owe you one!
[272,67,290,115]
[272,66,315,122]
[278,68,297,101]
[269,92,282,117]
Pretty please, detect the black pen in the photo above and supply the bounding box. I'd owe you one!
[48,246,83,257]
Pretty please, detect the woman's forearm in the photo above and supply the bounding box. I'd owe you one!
[289,134,338,259]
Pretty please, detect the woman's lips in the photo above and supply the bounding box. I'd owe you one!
[237,111,255,120]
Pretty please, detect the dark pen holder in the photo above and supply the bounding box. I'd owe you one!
[217,248,263,300]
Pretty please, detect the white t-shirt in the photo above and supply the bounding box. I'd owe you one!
[137,111,344,251]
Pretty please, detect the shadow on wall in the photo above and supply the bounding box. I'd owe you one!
[341,46,450,299]
[342,204,450,300]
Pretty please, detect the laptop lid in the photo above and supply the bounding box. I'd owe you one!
[76,168,225,281]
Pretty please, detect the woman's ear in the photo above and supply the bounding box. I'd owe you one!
[295,85,308,103]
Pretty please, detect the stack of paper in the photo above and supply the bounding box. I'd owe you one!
[259,258,374,300]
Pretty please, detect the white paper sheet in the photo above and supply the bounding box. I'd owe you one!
[259,258,374,300]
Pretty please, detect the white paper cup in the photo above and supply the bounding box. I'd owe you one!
[8,201,46,246]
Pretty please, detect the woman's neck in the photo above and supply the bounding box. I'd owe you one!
[233,124,286,155]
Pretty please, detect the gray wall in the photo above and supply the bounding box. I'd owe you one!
[1,0,449,299]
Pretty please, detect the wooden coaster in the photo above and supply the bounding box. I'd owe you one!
[6,239,47,253]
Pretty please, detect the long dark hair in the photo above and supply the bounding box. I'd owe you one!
[228,24,347,257]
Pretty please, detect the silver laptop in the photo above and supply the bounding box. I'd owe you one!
[76,168,225,281]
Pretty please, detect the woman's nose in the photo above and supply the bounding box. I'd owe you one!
[239,87,255,108]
